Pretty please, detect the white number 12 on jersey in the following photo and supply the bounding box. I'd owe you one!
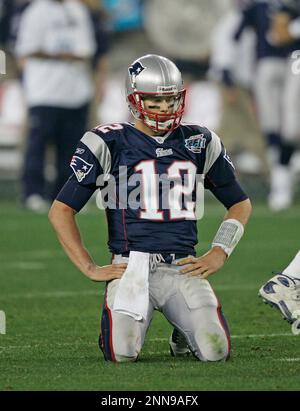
[135,160,197,220]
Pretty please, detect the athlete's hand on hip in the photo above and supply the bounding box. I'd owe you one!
[88,263,127,282]
[176,247,227,279]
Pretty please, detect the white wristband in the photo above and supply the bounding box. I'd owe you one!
[211,219,244,257]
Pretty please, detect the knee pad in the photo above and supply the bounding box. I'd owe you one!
[99,333,140,363]
[114,354,138,363]
[114,343,140,362]
[194,327,229,362]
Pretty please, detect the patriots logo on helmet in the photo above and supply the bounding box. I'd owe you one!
[185,134,206,154]
[70,156,93,182]
[128,61,146,77]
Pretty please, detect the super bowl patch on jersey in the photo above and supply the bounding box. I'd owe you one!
[184,134,206,154]
[70,156,93,182]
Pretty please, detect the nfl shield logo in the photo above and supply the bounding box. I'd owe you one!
[185,134,206,153]
[70,156,93,182]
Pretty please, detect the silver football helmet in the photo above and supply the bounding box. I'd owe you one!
[125,54,186,132]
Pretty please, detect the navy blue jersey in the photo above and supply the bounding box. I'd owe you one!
[234,0,290,60]
[57,123,248,255]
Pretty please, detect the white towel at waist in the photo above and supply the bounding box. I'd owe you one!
[113,251,150,321]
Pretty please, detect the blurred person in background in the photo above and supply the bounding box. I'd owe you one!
[143,0,233,132]
[257,0,300,330]
[232,1,291,181]
[96,0,146,125]
[267,0,300,210]
[81,0,110,107]
[0,1,31,190]
[228,0,300,211]
[15,0,96,212]
[209,1,263,174]
[145,0,265,171]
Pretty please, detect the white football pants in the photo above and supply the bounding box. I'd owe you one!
[254,56,300,142]
[99,255,230,363]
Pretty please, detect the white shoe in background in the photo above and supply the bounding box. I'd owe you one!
[268,165,294,211]
[24,194,49,213]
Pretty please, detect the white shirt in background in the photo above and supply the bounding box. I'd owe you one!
[16,0,96,108]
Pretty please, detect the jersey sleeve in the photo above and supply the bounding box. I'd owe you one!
[56,130,112,212]
[234,2,254,41]
[203,131,249,209]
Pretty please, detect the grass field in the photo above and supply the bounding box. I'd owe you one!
[1,200,300,391]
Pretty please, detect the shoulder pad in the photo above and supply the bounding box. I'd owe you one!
[91,122,126,138]
[180,123,212,139]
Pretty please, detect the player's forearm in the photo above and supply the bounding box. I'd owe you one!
[48,200,95,279]
[179,200,252,274]
[210,198,252,258]
[224,198,252,226]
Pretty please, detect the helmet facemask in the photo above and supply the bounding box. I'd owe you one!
[128,90,186,133]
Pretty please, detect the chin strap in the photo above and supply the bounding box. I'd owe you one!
[144,116,174,132]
